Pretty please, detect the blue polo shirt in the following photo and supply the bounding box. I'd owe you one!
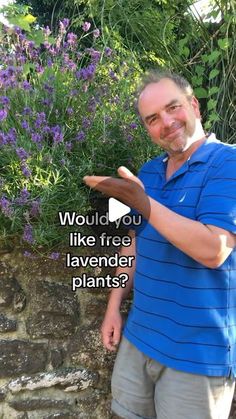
[124,135,236,377]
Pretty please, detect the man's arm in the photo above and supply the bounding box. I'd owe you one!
[101,229,136,351]
[148,197,235,268]
[84,167,236,269]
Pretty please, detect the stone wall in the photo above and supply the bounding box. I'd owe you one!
[0,248,235,419]
[0,248,128,419]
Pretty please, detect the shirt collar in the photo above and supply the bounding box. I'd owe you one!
[188,133,220,164]
[160,133,219,166]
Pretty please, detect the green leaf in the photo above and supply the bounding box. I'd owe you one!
[208,86,220,96]
[201,54,209,63]
[23,14,36,24]
[182,46,190,58]
[28,30,46,47]
[192,76,203,87]
[204,120,211,130]
[8,16,31,32]
[218,38,230,50]
[209,69,220,80]
[194,87,208,99]
[207,99,217,111]
[195,65,205,76]
[209,112,220,122]
[208,50,221,64]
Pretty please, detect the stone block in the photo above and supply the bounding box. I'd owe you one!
[9,398,71,411]
[26,311,77,339]
[68,320,116,370]
[8,367,98,393]
[0,275,25,310]
[0,314,17,332]
[26,281,79,339]
[50,349,64,369]
[43,414,79,419]
[0,340,47,377]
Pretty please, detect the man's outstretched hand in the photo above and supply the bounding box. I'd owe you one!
[83,166,150,218]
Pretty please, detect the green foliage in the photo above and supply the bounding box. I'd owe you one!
[161,1,235,143]
[0,5,157,251]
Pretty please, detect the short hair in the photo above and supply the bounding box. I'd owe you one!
[136,69,194,102]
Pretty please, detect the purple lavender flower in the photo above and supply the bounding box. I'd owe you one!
[82,21,91,32]
[93,29,100,38]
[30,199,41,217]
[65,142,72,151]
[23,223,34,244]
[16,188,30,205]
[127,134,133,142]
[42,125,51,134]
[31,132,42,144]
[86,48,101,63]
[7,128,17,145]
[0,96,10,106]
[35,64,44,74]
[21,120,29,129]
[51,125,63,143]
[16,147,29,161]
[21,164,32,177]
[69,89,78,97]
[67,107,73,115]
[41,98,52,106]
[23,250,32,257]
[22,107,32,115]
[104,47,112,57]
[0,132,7,146]
[60,159,66,166]
[63,53,70,63]
[26,40,35,49]
[67,32,77,46]
[43,26,51,37]
[130,122,138,129]
[0,196,13,217]
[14,26,22,35]
[22,80,32,90]
[43,83,54,94]
[17,54,27,64]
[47,58,53,67]
[60,18,70,31]
[0,109,7,121]
[109,70,118,81]
[76,131,85,142]
[87,96,97,112]
[43,41,50,50]
[76,63,96,81]
[82,117,91,129]
[49,252,60,260]
[34,112,46,128]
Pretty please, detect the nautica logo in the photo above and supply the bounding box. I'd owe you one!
[179,193,187,202]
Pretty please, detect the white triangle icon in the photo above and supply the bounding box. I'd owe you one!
[108,198,130,222]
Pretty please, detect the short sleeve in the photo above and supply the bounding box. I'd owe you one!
[196,149,236,233]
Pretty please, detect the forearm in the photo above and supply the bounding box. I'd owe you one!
[107,230,136,311]
[147,197,234,268]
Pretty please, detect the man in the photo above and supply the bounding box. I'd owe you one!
[84,70,236,419]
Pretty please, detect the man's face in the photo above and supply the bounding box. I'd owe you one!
[138,78,201,156]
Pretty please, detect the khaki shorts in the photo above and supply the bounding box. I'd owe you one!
[111,337,235,419]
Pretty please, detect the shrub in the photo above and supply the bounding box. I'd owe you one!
[0,8,157,251]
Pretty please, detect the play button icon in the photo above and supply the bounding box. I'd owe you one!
[108,198,130,222]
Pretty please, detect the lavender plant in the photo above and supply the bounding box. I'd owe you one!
[0,11,155,250]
